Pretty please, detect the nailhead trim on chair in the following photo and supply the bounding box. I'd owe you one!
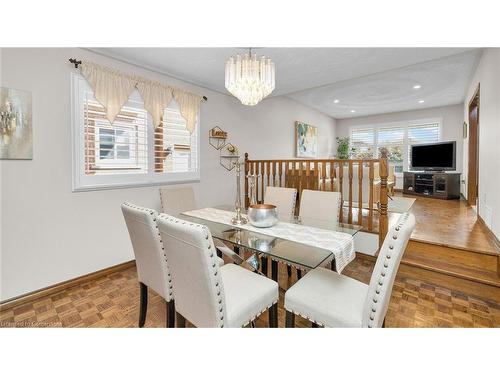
[123,202,174,299]
[157,213,227,327]
[367,212,410,328]
[285,308,326,327]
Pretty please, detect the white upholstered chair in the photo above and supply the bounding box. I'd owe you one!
[159,186,197,216]
[264,186,297,218]
[122,202,225,328]
[121,202,175,327]
[157,213,279,328]
[284,212,415,328]
[299,189,342,224]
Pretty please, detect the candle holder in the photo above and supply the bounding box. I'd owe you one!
[231,159,248,225]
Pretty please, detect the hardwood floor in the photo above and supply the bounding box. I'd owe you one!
[2,257,499,328]
[407,194,499,255]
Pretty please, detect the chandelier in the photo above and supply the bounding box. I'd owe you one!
[225,48,275,106]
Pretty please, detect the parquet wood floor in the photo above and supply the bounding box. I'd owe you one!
[2,257,499,328]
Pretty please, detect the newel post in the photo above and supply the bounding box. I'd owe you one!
[379,148,389,247]
[244,153,249,209]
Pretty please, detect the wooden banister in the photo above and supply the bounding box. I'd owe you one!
[244,154,390,249]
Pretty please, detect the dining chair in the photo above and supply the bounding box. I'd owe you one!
[299,189,342,224]
[262,186,297,276]
[122,202,224,328]
[157,213,279,328]
[264,186,297,218]
[121,202,176,328]
[285,189,342,279]
[284,212,415,328]
[159,186,197,216]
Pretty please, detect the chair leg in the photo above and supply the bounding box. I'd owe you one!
[261,256,268,276]
[297,269,302,280]
[287,265,292,278]
[271,259,278,282]
[216,248,222,258]
[312,322,319,328]
[285,310,295,328]
[268,303,278,328]
[176,312,186,328]
[166,300,176,328]
[138,282,148,328]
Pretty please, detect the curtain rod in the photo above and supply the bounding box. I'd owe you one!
[69,58,208,102]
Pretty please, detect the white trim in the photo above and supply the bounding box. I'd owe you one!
[70,73,201,192]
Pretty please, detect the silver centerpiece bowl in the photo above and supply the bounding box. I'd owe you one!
[247,204,278,228]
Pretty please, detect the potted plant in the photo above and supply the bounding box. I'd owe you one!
[336,137,351,159]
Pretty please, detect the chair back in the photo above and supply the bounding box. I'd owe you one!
[362,212,415,327]
[159,186,197,216]
[264,186,297,218]
[121,202,173,302]
[299,189,342,224]
[157,214,226,328]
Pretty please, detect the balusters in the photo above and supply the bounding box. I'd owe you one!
[358,160,363,225]
[348,161,353,224]
[338,161,344,222]
[369,160,374,231]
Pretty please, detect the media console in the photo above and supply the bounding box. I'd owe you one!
[403,171,460,199]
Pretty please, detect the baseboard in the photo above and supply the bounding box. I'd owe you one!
[477,214,500,249]
[0,260,136,311]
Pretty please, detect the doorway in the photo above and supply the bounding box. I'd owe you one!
[467,85,480,208]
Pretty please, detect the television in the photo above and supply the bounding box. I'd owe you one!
[410,141,456,171]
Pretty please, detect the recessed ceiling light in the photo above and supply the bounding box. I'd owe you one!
[350,110,356,113]
[333,99,339,104]
[413,85,422,90]
[418,100,425,104]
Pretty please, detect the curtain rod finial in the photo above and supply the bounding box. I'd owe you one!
[69,58,82,68]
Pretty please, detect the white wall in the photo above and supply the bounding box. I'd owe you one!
[462,48,500,237]
[335,104,464,189]
[0,48,335,301]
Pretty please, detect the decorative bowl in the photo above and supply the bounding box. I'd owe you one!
[247,204,278,228]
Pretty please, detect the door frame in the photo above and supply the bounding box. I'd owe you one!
[467,84,480,208]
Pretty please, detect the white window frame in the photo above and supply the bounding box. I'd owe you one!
[71,73,201,192]
[350,118,442,174]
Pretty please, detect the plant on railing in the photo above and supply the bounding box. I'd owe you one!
[336,137,353,159]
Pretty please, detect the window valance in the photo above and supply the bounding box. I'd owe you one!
[79,61,202,133]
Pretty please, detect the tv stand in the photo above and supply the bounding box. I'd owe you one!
[403,171,460,199]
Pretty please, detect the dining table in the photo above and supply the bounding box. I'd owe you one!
[180,205,362,282]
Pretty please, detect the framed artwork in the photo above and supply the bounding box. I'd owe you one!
[295,121,317,157]
[0,87,33,159]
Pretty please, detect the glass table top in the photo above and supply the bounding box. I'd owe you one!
[180,206,361,270]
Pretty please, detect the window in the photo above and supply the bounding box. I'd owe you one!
[350,120,441,174]
[350,128,375,158]
[377,126,404,173]
[408,122,440,168]
[72,74,200,191]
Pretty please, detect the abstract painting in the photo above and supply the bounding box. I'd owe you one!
[0,87,32,159]
[295,121,317,157]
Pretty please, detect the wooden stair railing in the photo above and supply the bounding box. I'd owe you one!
[244,150,389,246]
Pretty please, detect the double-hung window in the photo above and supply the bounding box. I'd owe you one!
[377,126,405,173]
[350,128,375,159]
[71,73,200,191]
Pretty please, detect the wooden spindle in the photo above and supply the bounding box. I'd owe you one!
[322,161,327,191]
[358,160,363,225]
[369,160,374,231]
[339,161,344,222]
[379,149,389,247]
[329,161,334,192]
[348,161,353,224]
[279,161,283,187]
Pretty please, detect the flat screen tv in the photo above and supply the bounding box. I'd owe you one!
[410,141,456,171]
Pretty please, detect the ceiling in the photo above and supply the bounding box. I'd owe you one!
[94,47,481,119]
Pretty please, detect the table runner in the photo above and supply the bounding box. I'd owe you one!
[183,207,355,273]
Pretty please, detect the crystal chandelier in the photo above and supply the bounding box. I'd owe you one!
[225,48,275,106]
